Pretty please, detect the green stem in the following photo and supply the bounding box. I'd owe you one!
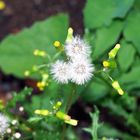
[66,85,76,113]
[61,84,76,140]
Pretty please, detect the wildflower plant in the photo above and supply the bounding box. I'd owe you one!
[51,29,94,85]
[0,1,139,138]
[23,27,125,140]
[0,24,126,140]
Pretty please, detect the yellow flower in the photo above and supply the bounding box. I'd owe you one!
[37,81,46,91]
[33,49,46,57]
[0,1,6,10]
[54,41,61,48]
[34,109,49,116]
[112,81,124,95]
[53,101,62,110]
[108,44,120,59]
[65,119,78,126]
[24,71,30,76]
[103,61,110,67]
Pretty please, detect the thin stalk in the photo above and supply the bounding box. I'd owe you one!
[61,84,76,140]
[66,84,76,113]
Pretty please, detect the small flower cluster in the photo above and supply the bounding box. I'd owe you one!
[34,101,78,126]
[8,120,22,139]
[24,64,49,91]
[51,36,94,85]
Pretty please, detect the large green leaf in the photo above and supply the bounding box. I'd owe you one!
[83,0,134,29]
[118,56,140,90]
[81,78,109,102]
[100,123,138,140]
[134,0,140,11]
[93,21,123,60]
[124,10,140,53]
[119,65,140,85]
[0,13,69,77]
[117,40,136,72]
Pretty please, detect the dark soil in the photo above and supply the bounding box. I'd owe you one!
[0,0,85,40]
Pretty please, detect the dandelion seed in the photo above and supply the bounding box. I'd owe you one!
[51,60,70,84]
[70,57,94,85]
[65,36,91,59]
[0,113,9,136]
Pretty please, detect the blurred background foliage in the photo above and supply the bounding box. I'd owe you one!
[0,0,140,140]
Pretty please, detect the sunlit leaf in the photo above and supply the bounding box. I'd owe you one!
[0,14,69,77]
[117,40,136,72]
[124,10,140,53]
[93,21,123,60]
[83,0,134,29]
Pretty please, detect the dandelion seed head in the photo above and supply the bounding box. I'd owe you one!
[0,113,9,136]
[51,60,70,84]
[70,58,94,85]
[65,36,91,58]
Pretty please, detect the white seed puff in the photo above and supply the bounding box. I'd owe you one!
[51,36,94,85]
[51,60,70,84]
[65,36,91,59]
[70,57,94,85]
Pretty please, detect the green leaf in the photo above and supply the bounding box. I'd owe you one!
[124,10,140,53]
[117,40,136,72]
[24,94,52,114]
[118,62,140,90]
[84,108,101,140]
[83,0,134,29]
[119,65,140,85]
[99,123,137,140]
[0,13,69,77]
[93,21,123,60]
[134,0,140,11]
[82,81,108,102]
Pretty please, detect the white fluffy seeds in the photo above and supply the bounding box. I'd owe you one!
[65,36,91,59]
[51,60,70,84]
[0,113,9,136]
[70,58,94,85]
[51,36,94,85]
